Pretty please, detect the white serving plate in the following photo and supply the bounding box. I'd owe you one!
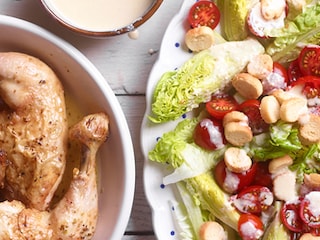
[0,15,135,240]
[141,0,200,239]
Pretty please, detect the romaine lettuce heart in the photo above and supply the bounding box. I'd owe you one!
[149,38,265,123]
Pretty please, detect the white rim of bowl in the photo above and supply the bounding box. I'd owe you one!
[0,14,135,239]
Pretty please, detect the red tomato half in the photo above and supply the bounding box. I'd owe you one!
[188,1,220,29]
[290,75,320,99]
[193,118,225,150]
[298,46,320,77]
[262,62,288,94]
[239,99,269,134]
[214,160,257,194]
[273,62,288,84]
[251,161,273,189]
[238,214,264,240]
[288,58,303,84]
[233,185,274,214]
[206,94,238,120]
[300,192,320,229]
[280,201,304,233]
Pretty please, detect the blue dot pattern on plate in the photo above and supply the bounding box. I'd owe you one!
[175,42,180,48]
[170,205,176,237]
[160,183,165,189]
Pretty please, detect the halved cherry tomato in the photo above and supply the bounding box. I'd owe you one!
[300,192,320,229]
[214,160,257,194]
[298,46,320,77]
[247,1,286,39]
[238,213,264,240]
[309,228,320,237]
[290,75,320,98]
[193,118,225,150]
[233,185,274,214]
[281,200,304,233]
[288,58,303,84]
[206,94,238,120]
[239,99,269,134]
[188,1,220,30]
[262,62,288,94]
[273,62,288,84]
[251,161,273,189]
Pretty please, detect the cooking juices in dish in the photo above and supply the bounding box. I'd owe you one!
[48,0,153,31]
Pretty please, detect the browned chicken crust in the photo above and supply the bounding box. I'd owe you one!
[0,113,109,239]
[0,52,68,210]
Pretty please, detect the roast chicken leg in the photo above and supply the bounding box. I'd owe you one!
[0,52,68,210]
[0,112,109,239]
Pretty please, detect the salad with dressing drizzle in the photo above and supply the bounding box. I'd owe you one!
[142,0,320,239]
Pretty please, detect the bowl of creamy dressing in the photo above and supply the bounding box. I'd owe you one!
[40,0,163,37]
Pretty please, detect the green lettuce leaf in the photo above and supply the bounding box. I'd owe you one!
[149,117,224,184]
[248,121,302,161]
[185,172,240,230]
[266,3,320,63]
[285,0,315,20]
[290,143,320,182]
[169,199,198,240]
[262,201,290,240]
[149,38,264,123]
[149,116,239,233]
[217,0,258,41]
[148,118,199,168]
[247,120,320,183]
[172,182,208,240]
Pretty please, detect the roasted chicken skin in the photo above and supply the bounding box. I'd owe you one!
[0,52,68,210]
[0,112,109,239]
[52,112,109,239]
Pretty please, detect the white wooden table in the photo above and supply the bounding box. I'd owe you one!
[0,0,184,239]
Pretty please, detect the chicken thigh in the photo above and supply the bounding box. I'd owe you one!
[0,52,68,210]
[0,112,109,239]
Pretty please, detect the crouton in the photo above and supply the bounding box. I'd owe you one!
[223,111,248,127]
[299,114,320,145]
[261,0,286,20]
[247,54,273,79]
[273,170,297,201]
[260,95,280,124]
[199,221,226,240]
[224,147,252,173]
[299,233,320,240]
[185,26,215,52]
[232,73,263,99]
[268,154,293,174]
[271,89,293,104]
[304,173,320,189]
[224,122,253,146]
[279,97,308,122]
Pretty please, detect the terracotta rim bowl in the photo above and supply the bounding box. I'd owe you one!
[39,0,163,37]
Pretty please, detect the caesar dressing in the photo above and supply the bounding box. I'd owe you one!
[128,29,139,39]
[200,118,224,149]
[48,0,153,31]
